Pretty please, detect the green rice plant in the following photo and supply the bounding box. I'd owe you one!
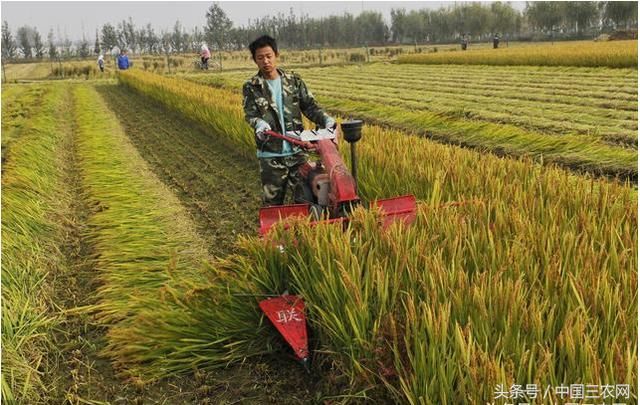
[1,84,70,402]
[161,186,635,402]
[398,40,638,68]
[118,70,255,158]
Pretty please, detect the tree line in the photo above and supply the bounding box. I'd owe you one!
[2,1,637,60]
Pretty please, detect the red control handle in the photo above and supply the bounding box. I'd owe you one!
[264,130,316,151]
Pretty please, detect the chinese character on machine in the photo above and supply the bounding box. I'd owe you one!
[276,308,302,323]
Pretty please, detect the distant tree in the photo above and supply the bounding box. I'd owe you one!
[490,2,520,35]
[160,29,172,53]
[142,23,159,53]
[136,26,146,53]
[204,3,233,50]
[160,29,172,72]
[465,3,493,37]
[16,26,34,58]
[525,2,564,33]
[427,8,455,42]
[61,33,73,57]
[390,9,407,42]
[118,17,137,51]
[47,29,57,59]
[94,29,100,54]
[601,1,638,30]
[562,2,599,34]
[78,34,90,58]
[405,10,427,43]
[1,20,17,58]
[355,11,387,45]
[101,23,118,52]
[191,26,204,52]
[33,29,45,58]
[171,20,186,53]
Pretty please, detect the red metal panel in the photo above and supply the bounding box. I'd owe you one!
[259,295,309,361]
[374,195,417,228]
[259,204,310,235]
[314,139,359,206]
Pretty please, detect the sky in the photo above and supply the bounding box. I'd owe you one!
[1,1,525,41]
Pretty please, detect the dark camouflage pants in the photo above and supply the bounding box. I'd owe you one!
[259,153,308,206]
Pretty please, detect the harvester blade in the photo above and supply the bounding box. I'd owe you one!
[373,194,417,228]
[259,204,310,235]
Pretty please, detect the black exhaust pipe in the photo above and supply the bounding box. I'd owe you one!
[340,120,363,193]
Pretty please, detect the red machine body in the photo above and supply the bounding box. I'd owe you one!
[258,125,416,235]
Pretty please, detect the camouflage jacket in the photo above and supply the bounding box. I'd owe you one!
[243,67,332,154]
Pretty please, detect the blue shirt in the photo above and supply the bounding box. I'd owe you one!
[117,54,129,70]
[258,77,295,158]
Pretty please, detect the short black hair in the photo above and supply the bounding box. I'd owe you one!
[249,35,278,60]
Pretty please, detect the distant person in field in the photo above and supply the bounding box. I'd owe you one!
[97,54,105,72]
[117,49,129,70]
[242,35,336,206]
[200,44,211,69]
[493,34,500,49]
[461,35,468,50]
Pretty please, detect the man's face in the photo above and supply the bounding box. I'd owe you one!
[254,46,277,75]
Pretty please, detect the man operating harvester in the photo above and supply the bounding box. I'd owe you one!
[243,35,336,206]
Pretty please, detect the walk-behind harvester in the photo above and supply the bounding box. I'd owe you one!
[257,120,417,368]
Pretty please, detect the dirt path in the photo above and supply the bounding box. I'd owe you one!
[95,83,261,256]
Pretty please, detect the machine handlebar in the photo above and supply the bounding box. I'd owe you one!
[263,130,316,150]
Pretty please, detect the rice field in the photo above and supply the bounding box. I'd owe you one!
[185,62,638,179]
[1,43,429,81]
[2,40,638,404]
[398,40,638,68]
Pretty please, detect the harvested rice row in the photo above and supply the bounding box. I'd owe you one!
[69,84,281,381]
[69,84,221,376]
[94,84,260,257]
[1,84,51,167]
[319,94,637,179]
[1,84,71,403]
[302,73,638,117]
[304,79,637,145]
[188,68,637,147]
[301,72,637,119]
[305,66,637,99]
[340,62,638,84]
[368,59,638,79]
[201,64,638,99]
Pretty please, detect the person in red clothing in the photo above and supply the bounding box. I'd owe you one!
[200,44,211,70]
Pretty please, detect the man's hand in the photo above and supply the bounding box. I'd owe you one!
[324,117,340,148]
[325,117,337,131]
[255,120,271,142]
